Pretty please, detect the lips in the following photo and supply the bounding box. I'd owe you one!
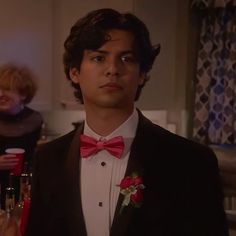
[0,97,9,103]
[100,82,122,89]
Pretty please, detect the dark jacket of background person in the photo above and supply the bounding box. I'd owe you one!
[0,106,42,208]
[0,63,43,209]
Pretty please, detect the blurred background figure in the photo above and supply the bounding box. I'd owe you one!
[0,63,43,209]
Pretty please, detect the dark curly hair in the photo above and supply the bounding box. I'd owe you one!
[63,8,160,103]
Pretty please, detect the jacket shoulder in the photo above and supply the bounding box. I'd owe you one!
[35,130,76,160]
[138,112,216,164]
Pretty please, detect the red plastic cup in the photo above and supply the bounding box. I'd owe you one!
[5,148,25,176]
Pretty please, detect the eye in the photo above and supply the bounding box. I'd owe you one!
[91,55,105,62]
[121,55,136,63]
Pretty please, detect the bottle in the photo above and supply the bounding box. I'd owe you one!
[0,209,21,236]
[19,169,32,235]
[12,162,30,228]
[5,173,15,212]
[40,122,47,141]
[19,162,30,202]
[0,184,6,232]
[0,174,20,236]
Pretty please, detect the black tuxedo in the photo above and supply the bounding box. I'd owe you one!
[26,112,229,236]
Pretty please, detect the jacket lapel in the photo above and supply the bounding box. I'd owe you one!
[65,124,87,235]
[110,111,152,236]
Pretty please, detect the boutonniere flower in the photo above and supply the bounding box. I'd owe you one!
[117,172,145,213]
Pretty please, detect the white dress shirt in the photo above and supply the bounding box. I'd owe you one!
[80,109,139,236]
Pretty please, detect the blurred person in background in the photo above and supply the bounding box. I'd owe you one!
[0,63,43,209]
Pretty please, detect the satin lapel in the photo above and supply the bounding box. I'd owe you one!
[110,112,150,236]
[65,123,87,235]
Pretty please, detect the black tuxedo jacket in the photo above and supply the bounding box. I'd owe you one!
[26,112,229,236]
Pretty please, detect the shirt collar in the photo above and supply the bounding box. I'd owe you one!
[84,109,139,140]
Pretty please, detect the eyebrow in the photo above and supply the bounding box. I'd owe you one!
[88,49,136,55]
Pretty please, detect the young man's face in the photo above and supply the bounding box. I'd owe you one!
[70,29,145,111]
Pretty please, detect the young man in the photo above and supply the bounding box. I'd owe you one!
[26,8,229,236]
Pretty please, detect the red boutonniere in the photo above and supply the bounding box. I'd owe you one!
[117,172,145,213]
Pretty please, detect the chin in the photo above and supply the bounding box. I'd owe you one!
[97,100,129,109]
[0,106,9,111]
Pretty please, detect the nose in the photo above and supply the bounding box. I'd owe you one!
[105,58,121,77]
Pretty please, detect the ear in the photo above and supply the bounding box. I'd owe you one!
[69,67,80,84]
[138,73,147,86]
[20,94,26,103]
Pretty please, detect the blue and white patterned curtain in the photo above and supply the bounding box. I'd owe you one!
[193,5,236,144]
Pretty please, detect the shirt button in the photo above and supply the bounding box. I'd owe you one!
[101,162,106,166]
[99,202,103,207]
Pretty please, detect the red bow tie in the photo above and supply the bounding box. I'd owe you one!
[80,134,125,159]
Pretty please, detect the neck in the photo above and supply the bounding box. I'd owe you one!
[85,106,134,136]
[8,104,24,115]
